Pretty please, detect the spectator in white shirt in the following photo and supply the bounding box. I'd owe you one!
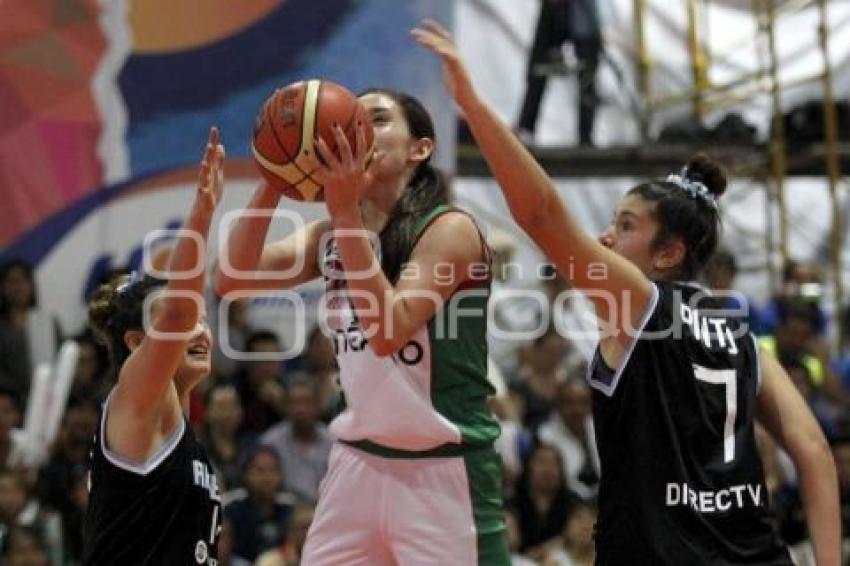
[538,379,600,499]
[259,377,333,503]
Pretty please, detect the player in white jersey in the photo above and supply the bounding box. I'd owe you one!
[218,90,509,565]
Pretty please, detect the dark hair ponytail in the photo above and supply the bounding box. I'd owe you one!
[628,153,726,280]
[359,88,451,283]
[379,165,450,282]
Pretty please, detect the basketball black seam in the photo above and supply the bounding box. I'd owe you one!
[343,102,358,141]
[267,96,300,171]
[265,89,317,185]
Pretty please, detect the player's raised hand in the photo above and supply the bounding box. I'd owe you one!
[314,121,382,220]
[198,126,225,210]
[411,20,476,107]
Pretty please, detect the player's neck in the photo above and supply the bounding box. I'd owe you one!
[361,174,411,229]
[359,199,391,232]
[177,387,192,416]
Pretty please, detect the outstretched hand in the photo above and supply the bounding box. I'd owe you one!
[411,20,476,107]
[314,121,381,220]
[198,126,225,210]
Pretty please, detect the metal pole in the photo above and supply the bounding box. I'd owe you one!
[634,0,652,141]
[750,0,776,292]
[816,0,846,351]
[686,0,709,120]
[760,0,790,262]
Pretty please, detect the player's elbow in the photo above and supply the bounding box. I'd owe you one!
[509,185,559,229]
[805,433,834,468]
[790,426,834,474]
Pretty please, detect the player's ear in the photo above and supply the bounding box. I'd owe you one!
[408,137,434,165]
[653,237,686,273]
[123,330,144,352]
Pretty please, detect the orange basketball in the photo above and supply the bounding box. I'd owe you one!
[251,80,374,201]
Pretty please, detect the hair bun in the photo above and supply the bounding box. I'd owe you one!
[87,277,124,342]
[685,153,727,199]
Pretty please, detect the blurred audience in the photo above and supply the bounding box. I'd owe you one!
[198,382,250,491]
[761,298,845,404]
[832,305,850,392]
[259,376,332,503]
[504,508,538,566]
[286,327,339,422]
[538,379,599,499]
[544,502,597,566]
[223,445,295,565]
[254,503,315,566]
[36,394,97,564]
[3,525,52,566]
[0,260,61,411]
[0,388,26,474]
[512,443,580,562]
[703,249,760,333]
[510,327,571,431]
[759,260,827,336]
[234,331,288,435]
[211,296,252,381]
[0,470,62,564]
[68,331,109,403]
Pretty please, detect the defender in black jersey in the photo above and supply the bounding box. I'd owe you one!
[83,128,225,565]
[588,281,792,564]
[417,23,840,565]
[84,409,221,565]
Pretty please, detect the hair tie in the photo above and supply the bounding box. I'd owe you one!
[116,270,142,295]
[666,167,718,209]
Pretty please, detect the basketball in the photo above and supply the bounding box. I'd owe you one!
[251,79,374,202]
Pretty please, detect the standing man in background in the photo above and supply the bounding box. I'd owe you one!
[517,0,602,146]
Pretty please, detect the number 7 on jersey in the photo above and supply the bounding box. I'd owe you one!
[693,365,737,464]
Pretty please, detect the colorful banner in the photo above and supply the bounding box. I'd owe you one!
[1,0,454,250]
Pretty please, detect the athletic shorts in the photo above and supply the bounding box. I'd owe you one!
[301,442,510,565]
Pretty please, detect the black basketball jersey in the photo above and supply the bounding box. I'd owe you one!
[83,395,222,565]
[588,282,792,565]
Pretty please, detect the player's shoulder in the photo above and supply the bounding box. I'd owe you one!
[422,208,478,235]
[414,209,482,256]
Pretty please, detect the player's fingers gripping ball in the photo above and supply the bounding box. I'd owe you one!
[252,79,374,201]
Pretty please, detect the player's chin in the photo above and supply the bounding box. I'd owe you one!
[183,354,212,377]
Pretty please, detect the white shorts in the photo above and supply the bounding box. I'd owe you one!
[301,442,508,566]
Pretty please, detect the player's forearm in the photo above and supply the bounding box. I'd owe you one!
[456,92,564,234]
[329,212,402,356]
[156,195,215,330]
[796,440,841,565]
[216,184,281,294]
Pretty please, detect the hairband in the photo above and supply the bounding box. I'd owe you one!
[666,167,718,209]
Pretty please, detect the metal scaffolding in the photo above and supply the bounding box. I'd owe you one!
[635,0,846,348]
